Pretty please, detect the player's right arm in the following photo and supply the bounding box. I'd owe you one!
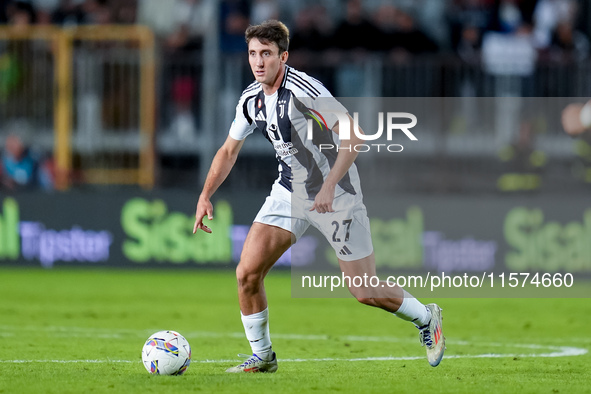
[193,136,245,234]
[194,86,258,234]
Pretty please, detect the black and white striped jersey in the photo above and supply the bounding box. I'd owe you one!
[229,65,361,200]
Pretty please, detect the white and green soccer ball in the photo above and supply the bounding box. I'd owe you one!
[141,330,191,375]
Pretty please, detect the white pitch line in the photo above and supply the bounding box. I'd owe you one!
[2,360,136,364]
[0,325,587,364]
[1,345,587,365]
[0,325,589,348]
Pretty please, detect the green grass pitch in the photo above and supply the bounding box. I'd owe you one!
[0,268,589,393]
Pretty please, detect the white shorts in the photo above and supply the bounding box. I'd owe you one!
[253,182,373,261]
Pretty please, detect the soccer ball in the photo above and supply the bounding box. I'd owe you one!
[141,330,191,375]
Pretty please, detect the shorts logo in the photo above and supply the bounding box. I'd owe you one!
[258,99,262,109]
[338,246,353,256]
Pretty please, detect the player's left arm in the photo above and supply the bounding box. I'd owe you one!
[310,113,363,214]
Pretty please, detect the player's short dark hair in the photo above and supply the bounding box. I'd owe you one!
[245,20,290,54]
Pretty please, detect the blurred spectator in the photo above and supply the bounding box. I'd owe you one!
[481,1,538,146]
[414,0,449,49]
[6,1,37,26]
[51,0,86,25]
[164,0,215,53]
[549,21,589,61]
[488,0,537,34]
[32,0,61,13]
[481,3,537,94]
[372,3,397,33]
[80,0,112,25]
[111,0,136,24]
[373,5,438,62]
[448,2,490,100]
[288,4,335,89]
[156,0,215,142]
[31,0,61,24]
[533,0,576,49]
[0,1,8,23]
[137,0,176,37]
[457,25,483,63]
[290,5,333,53]
[250,0,279,25]
[330,0,380,96]
[372,3,399,51]
[1,131,54,191]
[448,0,494,57]
[220,0,250,54]
[392,9,439,55]
[331,0,380,52]
[375,0,448,49]
[51,0,134,25]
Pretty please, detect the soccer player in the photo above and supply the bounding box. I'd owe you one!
[193,20,445,372]
[562,99,591,136]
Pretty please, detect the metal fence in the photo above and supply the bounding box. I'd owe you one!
[0,27,56,182]
[0,26,155,190]
[168,53,590,194]
[1,26,590,193]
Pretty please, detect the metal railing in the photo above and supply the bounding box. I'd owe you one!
[0,25,155,190]
[1,25,589,193]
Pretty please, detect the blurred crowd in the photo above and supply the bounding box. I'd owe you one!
[0,124,54,191]
[0,0,588,61]
[0,0,590,192]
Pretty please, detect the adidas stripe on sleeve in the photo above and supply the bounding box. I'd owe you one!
[228,82,261,141]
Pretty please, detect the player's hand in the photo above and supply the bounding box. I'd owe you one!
[310,183,335,214]
[193,197,214,234]
[562,103,587,136]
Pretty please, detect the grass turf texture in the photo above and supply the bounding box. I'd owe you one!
[0,268,589,394]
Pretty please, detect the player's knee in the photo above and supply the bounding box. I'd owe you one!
[235,264,263,290]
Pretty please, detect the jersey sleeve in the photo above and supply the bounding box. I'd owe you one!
[228,95,257,140]
[314,88,348,130]
[298,84,348,130]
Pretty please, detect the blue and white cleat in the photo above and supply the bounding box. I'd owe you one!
[419,303,445,367]
[225,352,278,373]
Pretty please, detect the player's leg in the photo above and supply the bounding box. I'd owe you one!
[338,253,428,321]
[339,253,445,367]
[236,222,293,315]
[308,189,445,367]
[227,222,292,373]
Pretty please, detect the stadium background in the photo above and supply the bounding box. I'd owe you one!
[0,0,590,275]
[1,1,591,392]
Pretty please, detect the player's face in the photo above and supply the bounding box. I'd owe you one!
[248,38,287,87]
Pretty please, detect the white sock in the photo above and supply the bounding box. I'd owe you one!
[241,308,273,360]
[393,290,431,328]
